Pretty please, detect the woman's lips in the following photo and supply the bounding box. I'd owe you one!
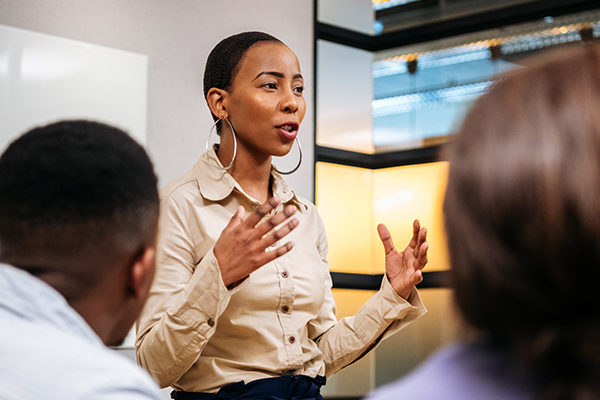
[276,123,299,141]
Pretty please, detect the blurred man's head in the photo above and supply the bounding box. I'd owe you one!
[0,120,159,346]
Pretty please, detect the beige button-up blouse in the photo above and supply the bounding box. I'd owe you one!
[135,147,427,393]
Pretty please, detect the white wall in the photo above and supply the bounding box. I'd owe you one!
[0,0,315,199]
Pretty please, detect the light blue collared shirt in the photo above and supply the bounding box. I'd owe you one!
[0,263,162,400]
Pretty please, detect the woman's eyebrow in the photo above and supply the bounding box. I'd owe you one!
[253,71,304,81]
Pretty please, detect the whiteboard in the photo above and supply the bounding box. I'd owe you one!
[0,24,148,153]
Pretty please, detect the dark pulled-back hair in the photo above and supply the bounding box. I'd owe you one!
[203,31,282,124]
[444,44,600,400]
[0,120,159,301]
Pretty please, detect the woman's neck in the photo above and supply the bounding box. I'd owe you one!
[218,145,272,203]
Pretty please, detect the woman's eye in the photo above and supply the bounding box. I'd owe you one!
[263,83,277,89]
[294,86,304,94]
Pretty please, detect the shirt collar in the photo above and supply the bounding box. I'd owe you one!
[194,145,308,211]
[0,263,103,346]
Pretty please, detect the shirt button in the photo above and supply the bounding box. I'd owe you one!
[207,318,215,327]
[281,271,289,278]
[289,336,296,344]
[282,305,290,313]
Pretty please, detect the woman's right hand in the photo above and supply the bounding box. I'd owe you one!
[214,196,299,287]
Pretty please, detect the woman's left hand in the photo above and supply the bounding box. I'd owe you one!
[377,220,428,300]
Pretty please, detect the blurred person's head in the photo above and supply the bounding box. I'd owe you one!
[444,43,600,399]
[0,120,159,346]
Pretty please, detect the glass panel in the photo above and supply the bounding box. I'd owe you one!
[373,0,533,34]
[372,162,449,272]
[316,161,449,274]
[316,39,375,153]
[316,161,455,398]
[333,288,378,320]
[372,46,511,151]
[315,162,374,273]
[318,0,375,35]
[372,10,600,152]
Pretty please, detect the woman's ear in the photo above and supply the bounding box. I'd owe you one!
[206,88,229,120]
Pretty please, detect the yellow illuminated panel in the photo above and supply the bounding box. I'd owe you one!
[316,161,449,277]
[315,162,375,273]
[332,289,376,320]
[372,162,449,272]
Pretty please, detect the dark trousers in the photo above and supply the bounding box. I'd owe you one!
[171,375,326,400]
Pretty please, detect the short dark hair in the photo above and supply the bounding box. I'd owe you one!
[203,31,282,125]
[444,44,600,399]
[0,120,159,300]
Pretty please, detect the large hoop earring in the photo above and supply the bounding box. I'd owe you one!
[205,118,237,170]
[272,138,302,175]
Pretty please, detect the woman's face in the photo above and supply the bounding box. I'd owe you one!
[224,41,306,159]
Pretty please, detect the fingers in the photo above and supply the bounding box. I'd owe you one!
[261,215,300,248]
[252,218,299,268]
[223,206,245,233]
[413,219,421,237]
[413,229,426,259]
[410,269,423,286]
[416,242,428,269]
[242,197,298,237]
[243,196,283,228]
[419,226,427,246]
[244,197,299,251]
[377,223,396,256]
[409,219,421,250]
[255,204,298,237]
[410,219,427,258]
[260,240,296,265]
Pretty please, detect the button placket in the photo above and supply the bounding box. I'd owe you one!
[275,260,301,368]
[277,266,293,317]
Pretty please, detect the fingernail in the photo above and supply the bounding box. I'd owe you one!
[285,205,297,216]
[271,195,281,204]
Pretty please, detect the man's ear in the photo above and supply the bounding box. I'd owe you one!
[206,88,229,121]
[126,247,156,299]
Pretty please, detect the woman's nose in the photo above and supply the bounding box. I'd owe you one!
[281,90,299,114]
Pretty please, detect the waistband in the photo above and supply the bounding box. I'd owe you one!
[171,375,326,400]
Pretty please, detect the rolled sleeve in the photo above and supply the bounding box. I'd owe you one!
[317,275,427,377]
